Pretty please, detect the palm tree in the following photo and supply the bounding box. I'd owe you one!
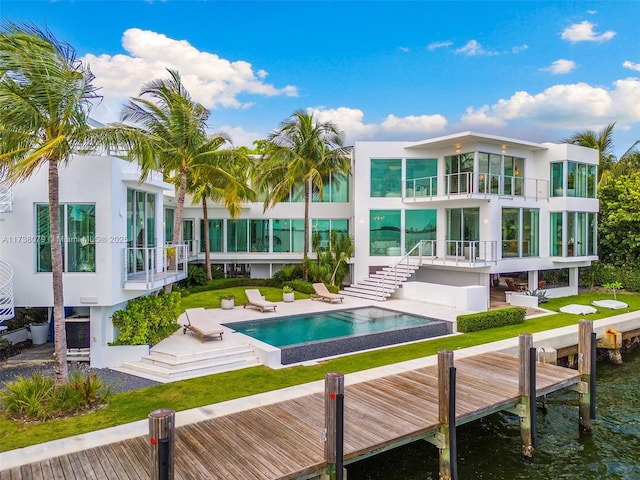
[120,69,252,289]
[0,23,153,385]
[563,122,616,183]
[255,110,350,280]
[188,142,254,280]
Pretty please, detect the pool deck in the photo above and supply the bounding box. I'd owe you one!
[152,296,465,368]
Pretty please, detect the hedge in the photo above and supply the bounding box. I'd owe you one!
[457,307,526,333]
[111,292,182,345]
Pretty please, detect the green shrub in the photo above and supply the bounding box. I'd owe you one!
[111,292,182,345]
[0,372,111,422]
[284,280,315,294]
[273,264,303,282]
[457,307,526,333]
[183,277,281,295]
[176,265,208,289]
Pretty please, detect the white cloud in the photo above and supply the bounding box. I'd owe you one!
[623,60,640,72]
[214,125,264,148]
[307,107,447,144]
[399,46,410,53]
[83,28,297,123]
[455,40,498,57]
[541,59,577,75]
[459,106,507,129]
[512,45,529,54]
[561,21,616,43]
[427,41,452,51]
[483,79,640,129]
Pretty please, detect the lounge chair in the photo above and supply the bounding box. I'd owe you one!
[183,308,224,342]
[311,283,344,304]
[243,289,277,312]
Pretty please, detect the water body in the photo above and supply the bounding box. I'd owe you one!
[347,349,640,480]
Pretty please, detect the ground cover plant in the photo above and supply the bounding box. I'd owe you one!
[1,290,637,451]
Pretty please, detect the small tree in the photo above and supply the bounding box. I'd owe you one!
[603,281,623,300]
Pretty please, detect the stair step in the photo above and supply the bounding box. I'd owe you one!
[340,290,388,301]
[141,347,255,369]
[341,286,393,297]
[149,343,251,363]
[347,283,397,293]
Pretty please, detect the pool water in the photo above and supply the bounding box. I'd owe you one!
[223,307,440,347]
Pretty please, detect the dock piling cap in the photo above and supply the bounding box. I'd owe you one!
[597,328,622,349]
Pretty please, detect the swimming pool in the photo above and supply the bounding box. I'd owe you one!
[222,307,452,364]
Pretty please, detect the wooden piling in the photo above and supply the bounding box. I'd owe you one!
[518,334,534,461]
[578,320,593,434]
[148,408,175,480]
[324,372,345,480]
[438,350,456,480]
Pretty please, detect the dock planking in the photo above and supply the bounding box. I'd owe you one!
[2,352,582,479]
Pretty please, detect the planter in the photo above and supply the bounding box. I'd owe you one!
[0,326,29,345]
[283,292,295,303]
[221,298,235,310]
[29,323,49,345]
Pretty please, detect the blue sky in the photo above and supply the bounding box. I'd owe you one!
[2,1,639,156]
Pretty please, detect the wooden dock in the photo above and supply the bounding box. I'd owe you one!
[0,351,583,480]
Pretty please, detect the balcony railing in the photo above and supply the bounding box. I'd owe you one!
[0,259,14,322]
[0,187,13,213]
[122,244,187,289]
[404,173,548,200]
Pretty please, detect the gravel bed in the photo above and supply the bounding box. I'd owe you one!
[0,362,160,394]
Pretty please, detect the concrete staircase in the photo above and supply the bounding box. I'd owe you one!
[340,262,420,301]
[113,343,261,383]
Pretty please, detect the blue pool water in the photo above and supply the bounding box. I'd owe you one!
[223,307,439,347]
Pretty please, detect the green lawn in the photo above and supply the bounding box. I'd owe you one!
[179,286,311,312]
[1,290,637,452]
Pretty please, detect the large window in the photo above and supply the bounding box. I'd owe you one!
[445,153,474,194]
[371,159,402,197]
[164,208,174,244]
[200,219,223,252]
[273,219,305,253]
[370,210,401,255]
[250,220,269,252]
[501,208,539,258]
[446,208,479,256]
[478,153,524,195]
[313,172,349,202]
[405,159,437,197]
[312,219,349,250]
[36,204,96,273]
[227,219,248,252]
[552,161,596,198]
[405,209,436,253]
[550,211,597,256]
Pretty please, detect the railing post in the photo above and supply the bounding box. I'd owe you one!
[438,350,457,480]
[324,372,345,480]
[578,319,593,435]
[149,408,175,480]
[518,333,535,461]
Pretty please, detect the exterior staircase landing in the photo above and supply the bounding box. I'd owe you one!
[340,262,420,301]
[112,343,260,383]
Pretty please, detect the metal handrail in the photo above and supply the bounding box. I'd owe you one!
[0,259,15,322]
[122,244,187,287]
[375,240,434,301]
[0,187,13,213]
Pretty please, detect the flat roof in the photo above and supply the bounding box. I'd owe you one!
[405,131,550,151]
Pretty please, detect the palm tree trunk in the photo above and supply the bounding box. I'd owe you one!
[166,167,188,293]
[202,197,212,281]
[302,179,310,281]
[49,159,68,385]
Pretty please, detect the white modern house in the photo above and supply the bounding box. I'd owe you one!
[0,154,187,367]
[0,131,599,367]
[346,132,599,310]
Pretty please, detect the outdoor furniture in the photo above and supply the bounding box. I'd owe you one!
[183,308,224,342]
[310,283,345,304]
[244,289,277,312]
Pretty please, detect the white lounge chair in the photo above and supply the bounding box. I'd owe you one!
[183,308,224,342]
[243,289,277,312]
[311,283,344,304]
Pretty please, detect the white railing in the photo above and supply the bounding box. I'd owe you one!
[184,239,199,257]
[404,172,548,200]
[444,240,498,265]
[0,187,13,213]
[375,240,434,300]
[122,244,187,288]
[0,259,15,322]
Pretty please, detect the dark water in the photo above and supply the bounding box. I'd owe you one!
[347,349,640,480]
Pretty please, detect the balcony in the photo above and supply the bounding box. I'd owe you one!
[403,173,548,203]
[400,240,498,268]
[122,244,187,290]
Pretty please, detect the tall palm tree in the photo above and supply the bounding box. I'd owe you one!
[0,23,153,385]
[121,70,255,288]
[563,122,616,183]
[187,141,254,280]
[255,110,350,280]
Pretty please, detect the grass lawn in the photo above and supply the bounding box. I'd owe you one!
[179,286,311,312]
[1,290,637,452]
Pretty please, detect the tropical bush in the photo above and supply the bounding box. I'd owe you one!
[525,289,549,303]
[273,264,303,282]
[176,265,208,289]
[457,307,526,333]
[0,371,111,422]
[111,292,181,345]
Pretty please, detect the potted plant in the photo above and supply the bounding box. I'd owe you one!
[219,294,235,310]
[27,309,50,345]
[282,285,295,303]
